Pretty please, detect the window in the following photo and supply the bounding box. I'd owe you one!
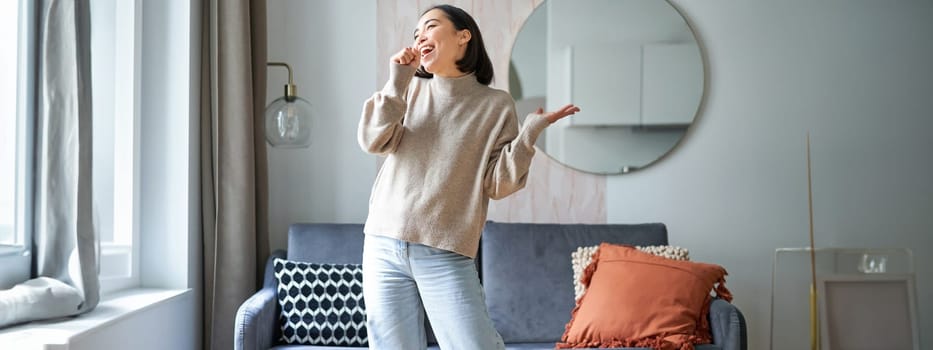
[0,0,19,247]
[0,0,33,289]
[91,0,141,294]
[1,0,142,292]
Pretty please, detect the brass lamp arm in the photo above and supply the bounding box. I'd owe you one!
[268,62,297,100]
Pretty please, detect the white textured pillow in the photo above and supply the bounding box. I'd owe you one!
[571,245,690,301]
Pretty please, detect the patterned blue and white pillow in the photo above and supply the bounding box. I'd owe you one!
[273,258,368,346]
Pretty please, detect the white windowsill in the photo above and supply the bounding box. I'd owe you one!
[0,288,191,349]
[0,244,26,257]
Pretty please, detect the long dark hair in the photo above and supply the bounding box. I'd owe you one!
[415,4,494,86]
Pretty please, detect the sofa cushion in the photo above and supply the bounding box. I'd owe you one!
[557,243,732,349]
[571,245,690,301]
[287,224,366,263]
[273,258,368,346]
[480,222,668,343]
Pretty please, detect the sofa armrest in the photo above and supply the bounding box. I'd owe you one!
[234,286,279,350]
[708,298,747,350]
[235,251,287,350]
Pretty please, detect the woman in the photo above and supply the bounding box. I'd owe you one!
[357,4,579,349]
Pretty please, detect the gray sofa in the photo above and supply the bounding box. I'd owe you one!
[235,222,747,350]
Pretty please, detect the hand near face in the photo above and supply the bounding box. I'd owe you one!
[537,104,581,124]
[391,47,421,69]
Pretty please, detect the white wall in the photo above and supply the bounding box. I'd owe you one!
[609,1,933,348]
[140,0,199,292]
[138,0,199,348]
[265,0,378,252]
[266,1,933,348]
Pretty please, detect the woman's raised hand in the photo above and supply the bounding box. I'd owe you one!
[537,104,581,124]
[392,47,421,69]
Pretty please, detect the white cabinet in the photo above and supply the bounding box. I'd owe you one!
[563,43,702,126]
[642,43,703,125]
[567,45,642,126]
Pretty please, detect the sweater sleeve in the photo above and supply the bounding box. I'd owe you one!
[483,107,551,200]
[357,63,417,155]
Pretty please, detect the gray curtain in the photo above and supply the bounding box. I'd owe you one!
[0,0,98,328]
[200,0,269,348]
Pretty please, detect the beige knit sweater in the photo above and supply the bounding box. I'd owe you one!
[357,64,549,258]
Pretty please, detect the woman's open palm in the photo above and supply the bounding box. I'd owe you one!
[536,104,581,124]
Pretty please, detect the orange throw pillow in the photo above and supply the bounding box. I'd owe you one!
[557,243,733,350]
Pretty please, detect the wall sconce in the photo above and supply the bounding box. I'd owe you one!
[265,62,312,148]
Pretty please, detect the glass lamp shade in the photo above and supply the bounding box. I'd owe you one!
[265,96,312,148]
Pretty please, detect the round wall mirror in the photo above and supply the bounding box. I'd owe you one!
[509,0,704,175]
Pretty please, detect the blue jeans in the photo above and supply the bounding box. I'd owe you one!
[362,234,505,350]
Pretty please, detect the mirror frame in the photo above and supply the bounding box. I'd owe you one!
[509,0,708,176]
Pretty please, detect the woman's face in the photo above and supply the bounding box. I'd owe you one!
[414,9,471,77]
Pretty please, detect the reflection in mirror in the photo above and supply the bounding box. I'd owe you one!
[510,0,703,175]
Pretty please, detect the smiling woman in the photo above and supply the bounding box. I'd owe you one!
[356,4,579,349]
[411,6,491,84]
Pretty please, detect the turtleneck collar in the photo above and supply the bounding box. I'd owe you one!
[429,72,481,97]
